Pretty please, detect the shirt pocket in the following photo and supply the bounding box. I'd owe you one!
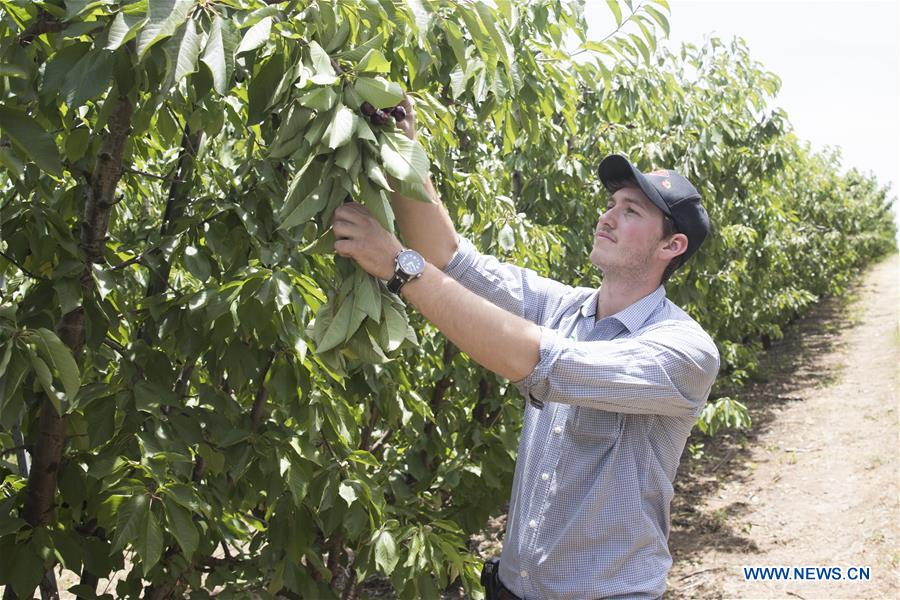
[569,405,624,443]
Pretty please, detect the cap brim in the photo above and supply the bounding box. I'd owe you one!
[598,154,671,217]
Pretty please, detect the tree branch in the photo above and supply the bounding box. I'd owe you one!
[250,352,276,432]
[0,250,48,281]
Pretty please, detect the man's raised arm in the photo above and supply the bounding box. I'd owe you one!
[388,96,459,270]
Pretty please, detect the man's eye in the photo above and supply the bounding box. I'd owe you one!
[626,208,637,214]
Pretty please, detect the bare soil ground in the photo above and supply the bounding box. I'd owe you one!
[666,253,900,599]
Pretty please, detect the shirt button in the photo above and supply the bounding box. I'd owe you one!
[541,473,549,481]
[553,426,562,435]
[520,570,529,578]
[528,519,537,529]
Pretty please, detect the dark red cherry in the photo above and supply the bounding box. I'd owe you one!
[370,109,389,125]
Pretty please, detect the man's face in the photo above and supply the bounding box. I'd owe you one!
[590,186,668,278]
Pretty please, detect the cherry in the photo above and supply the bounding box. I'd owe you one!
[370,109,389,125]
[391,105,407,121]
[360,102,376,117]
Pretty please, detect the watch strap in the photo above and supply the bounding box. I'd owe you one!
[386,273,406,294]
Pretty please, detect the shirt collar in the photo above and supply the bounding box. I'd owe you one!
[579,285,667,333]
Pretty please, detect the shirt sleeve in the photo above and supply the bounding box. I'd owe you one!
[441,234,573,326]
[512,322,720,418]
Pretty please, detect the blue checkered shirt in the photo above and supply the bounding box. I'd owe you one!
[443,236,719,599]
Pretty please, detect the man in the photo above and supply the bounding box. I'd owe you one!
[331,98,719,599]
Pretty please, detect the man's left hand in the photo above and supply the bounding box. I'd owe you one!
[332,202,404,281]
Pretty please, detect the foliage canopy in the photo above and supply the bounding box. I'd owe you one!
[0,0,894,597]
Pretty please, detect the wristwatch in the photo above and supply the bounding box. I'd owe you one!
[387,249,426,294]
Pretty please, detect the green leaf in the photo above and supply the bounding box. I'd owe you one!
[316,299,353,353]
[325,105,356,149]
[278,178,333,231]
[373,529,399,575]
[368,188,395,233]
[0,64,27,79]
[163,495,198,558]
[200,15,239,95]
[607,0,623,27]
[0,107,63,176]
[474,2,512,67]
[237,16,272,54]
[137,506,163,576]
[64,0,104,21]
[137,0,195,59]
[5,539,44,598]
[64,127,90,162]
[443,21,468,70]
[644,6,670,37]
[381,303,408,352]
[353,269,382,323]
[0,342,12,379]
[287,459,313,506]
[307,41,337,85]
[337,32,384,62]
[248,53,284,125]
[33,328,80,403]
[629,33,651,63]
[357,49,391,74]
[298,86,337,111]
[364,155,392,191]
[277,156,321,218]
[354,76,404,109]
[182,245,211,281]
[62,49,115,107]
[30,354,64,414]
[111,494,149,553]
[0,146,24,178]
[348,450,380,468]
[171,17,201,84]
[106,11,146,50]
[1,347,29,415]
[334,139,359,170]
[379,130,429,184]
[338,480,357,506]
[54,277,82,315]
[269,104,313,157]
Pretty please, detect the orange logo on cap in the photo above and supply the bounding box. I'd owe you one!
[661,180,672,189]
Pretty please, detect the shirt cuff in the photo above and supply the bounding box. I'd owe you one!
[441,234,476,279]
[512,326,566,407]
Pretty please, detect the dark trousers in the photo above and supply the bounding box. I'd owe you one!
[481,558,522,600]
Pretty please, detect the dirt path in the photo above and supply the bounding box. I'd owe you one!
[667,253,900,599]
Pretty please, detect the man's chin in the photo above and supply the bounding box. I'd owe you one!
[589,249,609,272]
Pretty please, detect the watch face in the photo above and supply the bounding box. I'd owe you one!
[397,250,425,276]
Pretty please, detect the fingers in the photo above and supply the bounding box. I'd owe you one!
[334,238,354,256]
[332,201,367,223]
[331,218,358,240]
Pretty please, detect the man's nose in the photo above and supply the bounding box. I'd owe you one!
[598,209,615,228]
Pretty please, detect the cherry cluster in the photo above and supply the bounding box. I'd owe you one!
[360,102,406,126]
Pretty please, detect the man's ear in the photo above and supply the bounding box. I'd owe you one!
[660,233,688,261]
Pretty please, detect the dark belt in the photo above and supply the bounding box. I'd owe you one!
[481,558,523,600]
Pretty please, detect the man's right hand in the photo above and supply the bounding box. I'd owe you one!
[386,92,459,270]
[395,95,417,141]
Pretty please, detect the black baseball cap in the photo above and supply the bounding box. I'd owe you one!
[597,154,709,265]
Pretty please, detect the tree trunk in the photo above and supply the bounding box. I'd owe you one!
[23,95,133,533]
